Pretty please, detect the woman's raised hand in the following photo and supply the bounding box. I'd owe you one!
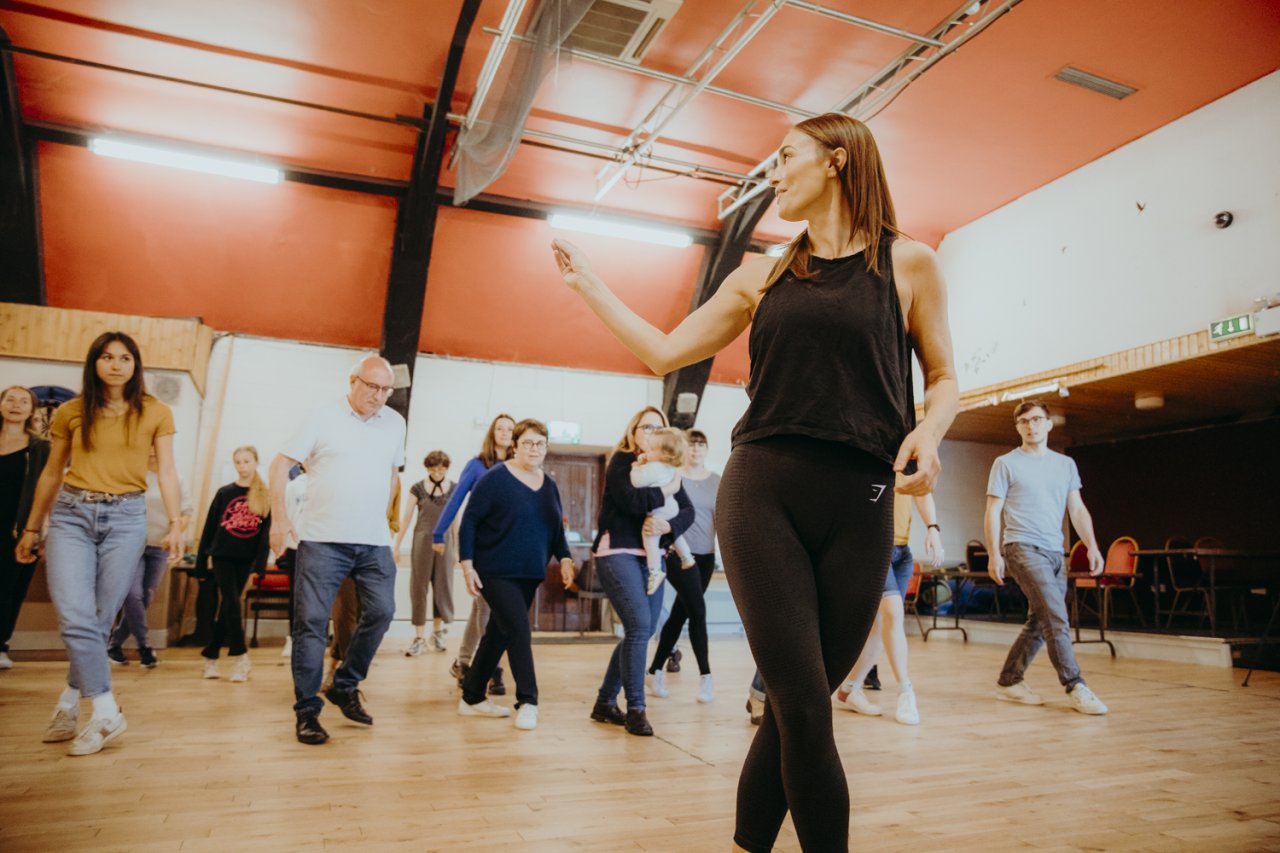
[552,239,594,292]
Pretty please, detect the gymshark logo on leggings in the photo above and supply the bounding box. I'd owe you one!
[870,484,887,502]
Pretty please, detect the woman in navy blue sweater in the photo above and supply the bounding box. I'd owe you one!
[456,419,574,731]
[588,406,694,737]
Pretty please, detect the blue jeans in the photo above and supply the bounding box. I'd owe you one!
[998,542,1083,692]
[595,553,664,712]
[109,545,170,649]
[291,541,396,715]
[45,491,148,698]
[883,544,913,597]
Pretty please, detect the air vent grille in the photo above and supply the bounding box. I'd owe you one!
[557,0,681,63]
[1054,66,1137,100]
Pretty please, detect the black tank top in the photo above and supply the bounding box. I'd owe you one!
[731,235,915,465]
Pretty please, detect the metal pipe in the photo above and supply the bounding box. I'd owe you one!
[783,0,946,48]
[464,0,529,130]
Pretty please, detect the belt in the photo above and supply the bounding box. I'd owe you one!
[61,484,145,503]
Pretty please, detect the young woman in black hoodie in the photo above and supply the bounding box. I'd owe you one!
[197,446,271,682]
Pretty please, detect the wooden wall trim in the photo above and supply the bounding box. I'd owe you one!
[0,302,214,395]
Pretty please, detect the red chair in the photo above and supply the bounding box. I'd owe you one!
[242,565,292,648]
[1071,536,1144,657]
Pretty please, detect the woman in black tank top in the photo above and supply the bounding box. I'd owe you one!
[553,113,958,853]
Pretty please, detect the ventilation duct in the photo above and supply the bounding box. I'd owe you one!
[562,0,682,63]
[1054,66,1137,100]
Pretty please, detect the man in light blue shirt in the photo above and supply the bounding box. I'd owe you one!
[985,399,1109,715]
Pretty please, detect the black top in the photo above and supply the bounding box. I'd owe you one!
[0,447,27,540]
[196,483,272,572]
[593,451,695,552]
[9,437,50,539]
[457,464,571,580]
[732,237,915,465]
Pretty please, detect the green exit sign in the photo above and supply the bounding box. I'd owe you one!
[1209,314,1253,341]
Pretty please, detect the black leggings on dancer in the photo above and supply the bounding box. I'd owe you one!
[649,551,715,675]
[719,435,894,852]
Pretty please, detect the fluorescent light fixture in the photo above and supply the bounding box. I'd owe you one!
[1134,391,1164,411]
[90,138,282,184]
[547,212,692,248]
[1000,380,1068,402]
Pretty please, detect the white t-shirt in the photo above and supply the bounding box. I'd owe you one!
[280,398,406,546]
[284,473,308,550]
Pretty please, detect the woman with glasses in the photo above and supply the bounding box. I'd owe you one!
[646,428,721,704]
[455,419,574,731]
[554,113,958,850]
[587,406,694,737]
[434,413,515,694]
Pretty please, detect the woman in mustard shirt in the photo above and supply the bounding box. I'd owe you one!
[16,332,185,757]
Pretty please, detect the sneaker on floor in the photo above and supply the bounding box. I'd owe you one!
[457,698,511,718]
[665,646,682,673]
[68,711,126,756]
[746,694,765,726]
[405,637,427,657]
[430,630,448,652]
[834,686,881,716]
[697,674,715,704]
[202,660,220,679]
[43,707,79,743]
[995,681,1044,705]
[863,665,881,691]
[645,570,666,595]
[138,646,158,668]
[514,703,538,731]
[646,670,669,699]
[229,655,251,683]
[1068,683,1109,715]
[0,651,13,669]
[281,637,293,658]
[107,646,128,666]
[896,690,920,726]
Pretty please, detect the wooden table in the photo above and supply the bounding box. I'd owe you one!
[913,563,993,642]
[1132,548,1280,636]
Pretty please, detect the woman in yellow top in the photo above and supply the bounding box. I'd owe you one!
[16,332,185,757]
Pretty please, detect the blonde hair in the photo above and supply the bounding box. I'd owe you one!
[765,113,903,291]
[614,406,668,455]
[233,446,271,519]
[646,428,687,468]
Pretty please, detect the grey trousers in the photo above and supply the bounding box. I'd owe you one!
[458,596,491,666]
[997,542,1084,692]
[409,546,455,626]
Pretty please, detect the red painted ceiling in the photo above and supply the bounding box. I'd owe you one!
[3,0,1279,381]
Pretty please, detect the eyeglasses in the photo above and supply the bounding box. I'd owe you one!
[1015,415,1048,427]
[688,439,707,446]
[636,424,660,433]
[517,439,547,450]
[354,375,394,396]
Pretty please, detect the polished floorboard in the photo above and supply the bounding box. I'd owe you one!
[1,634,1278,852]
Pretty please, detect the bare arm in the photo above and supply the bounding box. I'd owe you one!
[553,239,765,375]
[984,495,1005,585]
[14,437,70,563]
[913,492,943,567]
[395,491,419,555]
[892,241,959,496]
[1066,490,1104,575]
[152,433,186,563]
[268,453,299,554]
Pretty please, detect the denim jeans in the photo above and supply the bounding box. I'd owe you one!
[291,541,396,715]
[109,545,170,649]
[595,553,664,712]
[45,491,148,698]
[997,542,1084,692]
[884,544,913,597]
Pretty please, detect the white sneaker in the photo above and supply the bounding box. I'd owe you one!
[514,703,538,731]
[896,689,920,726]
[43,706,79,742]
[457,698,511,718]
[229,655,251,683]
[68,711,127,756]
[996,681,1044,705]
[202,660,220,679]
[0,651,13,669]
[281,637,292,658]
[834,685,881,716]
[1068,683,1109,715]
[646,569,666,595]
[405,637,427,657]
[697,674,715,704]
[430,630,448,652]
[646,670,669,699]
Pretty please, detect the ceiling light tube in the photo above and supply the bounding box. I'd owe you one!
[1000,380,1067,402]
[90,138,282,184]
[547,212,693,248]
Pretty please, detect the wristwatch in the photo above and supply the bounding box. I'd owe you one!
[927,524,941,532]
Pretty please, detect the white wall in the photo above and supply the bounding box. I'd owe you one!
[937,70,1280,392]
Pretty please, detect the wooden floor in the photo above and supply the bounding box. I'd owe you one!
[1,635,1278,852]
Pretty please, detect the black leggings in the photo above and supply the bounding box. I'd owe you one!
[719,436,894,853]
[462,576,541,708]
[202,558,253,660]
[0,535,37,652]
[649,552,715,675]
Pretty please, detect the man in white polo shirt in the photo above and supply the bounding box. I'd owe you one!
[269,355,405,745]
